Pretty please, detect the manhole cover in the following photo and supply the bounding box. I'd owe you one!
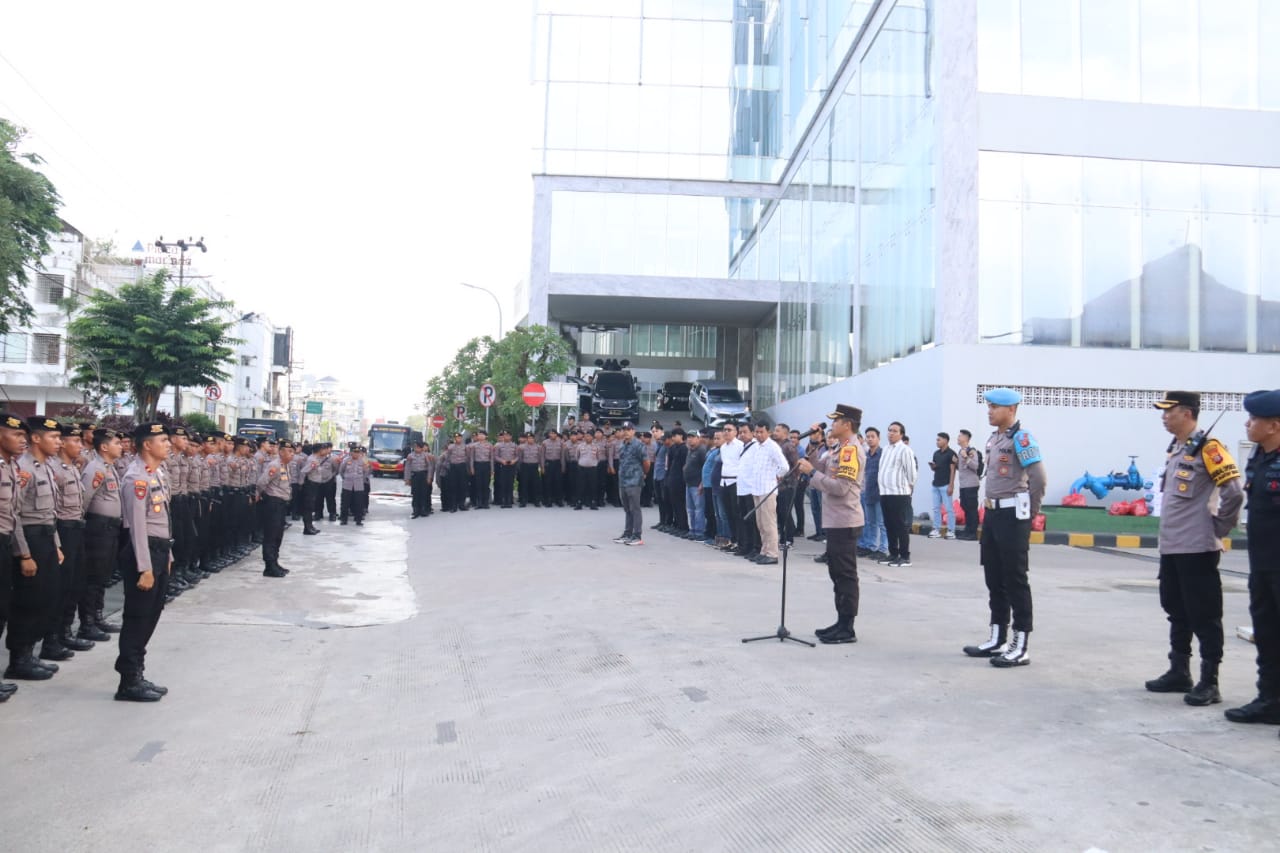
[536,544,597,552]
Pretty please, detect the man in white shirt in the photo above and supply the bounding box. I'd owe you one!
[877,421,918,567]
[718,422,744,551]
[734,424,760,558]
[745,422,790,565]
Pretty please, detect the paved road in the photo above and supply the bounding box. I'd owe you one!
[1,486,1275,852]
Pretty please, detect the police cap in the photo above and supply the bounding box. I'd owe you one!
[133,421,169,443]
[984,387,1022,407]
[58,423,83,438]
[27,416,60,433]
[827,404,862,426]
[170,425,188,437]
[1243,389,1280,419]
[1153,391,1201,412]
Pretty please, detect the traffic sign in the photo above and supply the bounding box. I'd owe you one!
[430,414,445,429]
[479,383,497,408]
[522,382,547,407]
[454,404,466,420]
[205,384,221,401]
[305,400,323,415]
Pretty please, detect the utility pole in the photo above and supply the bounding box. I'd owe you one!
[154,236,208,417]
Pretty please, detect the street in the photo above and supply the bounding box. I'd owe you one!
[0,483,1275,853]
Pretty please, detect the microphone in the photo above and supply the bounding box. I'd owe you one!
[798,422,827,439]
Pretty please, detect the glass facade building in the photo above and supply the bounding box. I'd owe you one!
[527,0,1279,500]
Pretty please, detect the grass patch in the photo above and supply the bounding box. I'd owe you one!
[1041,506,1242,538]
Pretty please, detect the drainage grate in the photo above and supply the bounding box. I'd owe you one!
[536,544,597,552]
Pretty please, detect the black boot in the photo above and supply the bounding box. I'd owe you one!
[1145,653,1193,693]
[963,624,1008,658]
[61,625,95,652]
[0,679,16,699]
[115,673,163,702]
[78,620,110,642]
[263,565,286,578]
[814,621,842,639]
[1224,694,1280,724]
[990,629,1030,667]
[5,650,53,680]
[819,620,857,644]
[1185,660,1222,706]
[39,635,74,661]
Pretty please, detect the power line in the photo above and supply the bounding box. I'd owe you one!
[0,48,114,166]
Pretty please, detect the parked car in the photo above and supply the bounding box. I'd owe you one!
[656,381,692,411]
[689,380,750,426]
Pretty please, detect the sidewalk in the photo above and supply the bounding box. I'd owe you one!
[1,490,1275,852]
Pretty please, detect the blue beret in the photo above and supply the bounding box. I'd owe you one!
[983,387,1022,406]
[1243,389,1280,418]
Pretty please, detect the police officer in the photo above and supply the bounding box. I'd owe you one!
[16,417,68,665]
[199,434,226,569]
[1145,391,1244,706]
[493,430,519,508]
[79,428,123,641]
[799,405,865,645]
[339,446,372,525]
[114,422,173,702]
[963,388,1046,668]
[564,430,582,508]
[288,442,308,520]
[301,444,331,534]
[541,430,564,507]
[468,430,494,509]
[316,442,340,522]
[575,430,600,510]
[518,432,542,508]
[259,440,294,577]
[53,424,94,652]
[0,413,36,690]
[1225,389,1280,733]
[404,440,433,518]
[443,433,468,512]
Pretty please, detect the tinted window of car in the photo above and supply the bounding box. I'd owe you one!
[594,373,634,398]
[707,389,744,403]
[664,382,692,394]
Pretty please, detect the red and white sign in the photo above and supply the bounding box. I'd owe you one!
[479,383,497,408]
[430,414,445,429]
[454,404,466,420]
[205,384,222,401]
[522,382,546,407]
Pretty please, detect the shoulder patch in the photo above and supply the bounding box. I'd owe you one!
[92,470,105,489]
[268,467,278,477]
[1202,439,1240,486]
[134,479,148,500]
[17,470,30,488]
[1013,430,1043,467]
[836,445,861,482]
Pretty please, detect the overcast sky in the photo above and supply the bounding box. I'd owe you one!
[1,1,533,421]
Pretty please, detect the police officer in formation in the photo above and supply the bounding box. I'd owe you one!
[338,446,372,525]
[493,430,519,508]
[404,440,435,518]
[258,441,295,577]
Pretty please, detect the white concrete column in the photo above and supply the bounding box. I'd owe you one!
[528,178,553,326]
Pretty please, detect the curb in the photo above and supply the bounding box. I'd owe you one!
[909,520,1246,551]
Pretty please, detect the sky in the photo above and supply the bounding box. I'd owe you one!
[0,0,534,422]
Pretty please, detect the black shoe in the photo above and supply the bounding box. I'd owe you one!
[39,639,74,662]
[115,678,163,702]
[61,631,95,652]
[814,621,842,639]
[0,681,16,698]
[1145,655,1193,693]
[1185,662,1221,706]
[303,528,320,535]
[5,656,53,680]
[813,553,828,563]
[411,513,420,519]
[356,520,363,526]
[78,622,111,643]
[95,610,121,633]
[819,626,857,644]
[340,519,348,525]
[263,567,287,578]
[1224,696,1280,724]
[754,556,778,565]
[140,677,168,696]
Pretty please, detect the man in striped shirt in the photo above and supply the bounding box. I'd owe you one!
[877,422,918,567]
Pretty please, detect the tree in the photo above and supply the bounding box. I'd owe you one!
[0,118,62,336]
[423,325,574,436]
[67,270,239,420]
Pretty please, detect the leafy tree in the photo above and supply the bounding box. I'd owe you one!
[0,118,62,336]
[423,325,574,436]
[67,270,239,420]
[177,412,219,435]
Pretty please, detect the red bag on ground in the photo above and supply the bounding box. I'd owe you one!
[1061,493,1087,507]
[1108,500,1132,516]
[1031,513,1046,532]
[953,499,965,526]
[1130,498,1149,517]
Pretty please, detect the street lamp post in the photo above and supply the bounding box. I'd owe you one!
[459,282,503,339]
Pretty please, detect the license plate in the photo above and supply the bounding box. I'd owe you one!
[609,410,622,415]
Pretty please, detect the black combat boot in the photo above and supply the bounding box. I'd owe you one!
[0,679,16,700]
[1224,694,1280,724]
[39,634,74,662]
[5,650,53,681]
[814,621,842,639]
[60,622,95,652]
[819,620,857,644]
[114,673,163,702]
[78,599,110,641]
[963,624,1008,658]
[1145,653,1193,693]
[263,565,286,578]
[1185,660,1222,706]
[990,630,1030,667]
[95,588,121,633]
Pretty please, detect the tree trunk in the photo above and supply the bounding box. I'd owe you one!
[173,387,182,418]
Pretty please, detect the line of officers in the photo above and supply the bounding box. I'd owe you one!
[404,424,668,515]
[0,415,377,704]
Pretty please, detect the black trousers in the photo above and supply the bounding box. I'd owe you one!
[668,478,687,530]
[1158,551,1223,663]
[793,480,806,536]
[737,494,760,552]
[576,465,597,508]
[261,496,287,566]
[564,462,578,505]
[447,464,468,511]
[56,520,86,631]
[495,463,515,507]
[597,461,609,506]
[340,488,369,521]
[544,461,562,506]
[519,462,539,506]
[603,464,619,506]
[881,495,913,561]
[473,462,492,508]
[1248,569,1280,699]
[777,487,797,545]
[703,489,716,538]
[322,480,338,519]
[301,481,321,529]
[826,527,862,622]
[979,507,1033,632]
[82,515,118,620]
[641,465,654,507]
[722,483,739,544]
[7,525,58,650]
[655,477,670,525]
[409,471,430,515]
[0,534,11,652]
[960,486,980,537]
[290,483,303,519]
[114,537,170,678]
[197,494,216,565]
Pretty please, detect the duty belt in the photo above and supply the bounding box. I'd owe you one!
[86,513,122,527]
[984,496,1021,510]
[55,518,86,528]
[22,523,55,534]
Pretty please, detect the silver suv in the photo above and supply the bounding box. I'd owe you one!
[690,380,749,426]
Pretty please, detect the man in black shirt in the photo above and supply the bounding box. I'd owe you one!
[665,429,689,533]
[929,432,958,540]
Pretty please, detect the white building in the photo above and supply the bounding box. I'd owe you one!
[289,374,365,444]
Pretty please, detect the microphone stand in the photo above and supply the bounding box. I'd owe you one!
[741,457,813,648]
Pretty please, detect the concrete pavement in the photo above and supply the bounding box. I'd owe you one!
[0,485,1276,852]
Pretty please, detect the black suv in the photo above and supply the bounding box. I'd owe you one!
[586,359,640,424]
[656,381,692,410]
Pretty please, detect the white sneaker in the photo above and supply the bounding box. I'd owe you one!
[928,530,941,539]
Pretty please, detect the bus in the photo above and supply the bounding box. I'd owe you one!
[367,422,421,477]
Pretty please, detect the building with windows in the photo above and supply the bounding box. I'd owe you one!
[526,0,1280,504]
